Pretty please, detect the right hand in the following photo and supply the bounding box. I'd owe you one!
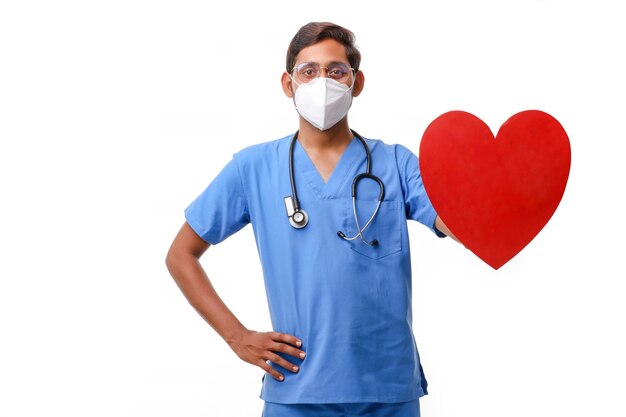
[227,330,306,381]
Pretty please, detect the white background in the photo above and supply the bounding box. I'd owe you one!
[1,1,625,416]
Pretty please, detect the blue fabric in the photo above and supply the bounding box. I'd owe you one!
[185,133,443,404]
[262,398,420,417]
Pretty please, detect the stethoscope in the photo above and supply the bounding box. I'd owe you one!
[283,129,385,246]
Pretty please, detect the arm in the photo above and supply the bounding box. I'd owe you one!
[398,146,462,244]
[435,215,461,243]
[165,222,305,381]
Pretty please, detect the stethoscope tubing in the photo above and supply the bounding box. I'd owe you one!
[289,129,372,210]
[288,129,385,246]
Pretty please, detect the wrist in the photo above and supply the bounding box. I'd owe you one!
[224,325,248,346]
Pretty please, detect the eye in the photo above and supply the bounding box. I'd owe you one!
[328,64,350,80]
[296,63,319,80]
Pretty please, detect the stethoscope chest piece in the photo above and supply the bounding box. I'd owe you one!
[284,196,309,228]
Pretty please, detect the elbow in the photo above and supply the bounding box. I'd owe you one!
[165,244,204,276]
[165,247,180,275]
[165,223,210,274]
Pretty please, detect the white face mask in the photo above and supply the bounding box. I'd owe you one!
[291,76,354,131]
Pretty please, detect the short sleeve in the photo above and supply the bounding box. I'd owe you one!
[398,146,446,238]
[184,156,250,244]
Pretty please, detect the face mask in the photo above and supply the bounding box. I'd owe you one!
[291,76,354,131]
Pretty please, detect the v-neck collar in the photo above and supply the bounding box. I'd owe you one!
[293,135,362,200]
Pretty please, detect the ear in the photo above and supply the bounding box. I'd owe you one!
[281,71,295,98]
[352,70,365,97]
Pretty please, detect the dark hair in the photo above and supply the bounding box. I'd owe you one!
[286,22,361,73]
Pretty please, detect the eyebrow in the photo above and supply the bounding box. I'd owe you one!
[295,61,350,68]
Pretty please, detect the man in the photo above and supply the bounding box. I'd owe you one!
[166,21,456,417]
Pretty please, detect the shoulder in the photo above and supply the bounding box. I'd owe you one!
[233,134,292,165]
[362,136,417,167]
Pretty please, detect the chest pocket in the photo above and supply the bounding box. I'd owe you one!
[343,198,404,259]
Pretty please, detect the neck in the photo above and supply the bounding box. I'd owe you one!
[297,118,354,151]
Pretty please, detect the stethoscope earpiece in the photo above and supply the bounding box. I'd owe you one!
[286,130,385,247]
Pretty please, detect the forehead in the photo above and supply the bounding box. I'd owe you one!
[294,38,349,65]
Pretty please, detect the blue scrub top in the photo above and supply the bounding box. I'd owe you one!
[184,133,444,404]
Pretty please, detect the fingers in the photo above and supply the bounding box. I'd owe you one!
[260,332,306,381]
[269,340,306,360]
[259,359,284,381]
[269,332,306,359]
[267,353,300,374]
[271,332,302,348]
[236,331,306,381]
[259,356,299,381]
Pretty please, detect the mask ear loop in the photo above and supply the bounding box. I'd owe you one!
[289,73,302,88]
[288,72,301,110]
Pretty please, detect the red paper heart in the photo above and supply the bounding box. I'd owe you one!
[419,110,571,270]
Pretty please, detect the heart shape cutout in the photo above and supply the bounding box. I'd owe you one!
[419,110,571,269]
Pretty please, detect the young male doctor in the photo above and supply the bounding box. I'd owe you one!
[166,21,457,417]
